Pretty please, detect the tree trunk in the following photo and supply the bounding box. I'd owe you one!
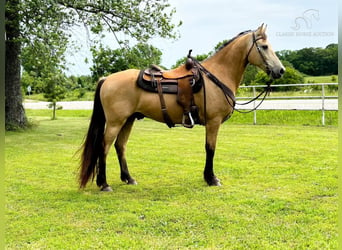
[52,102,56,120]
[5,0,27,130]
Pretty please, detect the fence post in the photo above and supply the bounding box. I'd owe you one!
[253,86,257,125]
[321,84,325,126]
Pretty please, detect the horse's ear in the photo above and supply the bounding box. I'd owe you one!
[256,23,267,39]
[262,24,268,35]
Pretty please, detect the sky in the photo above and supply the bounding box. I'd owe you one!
[65,0,338,76]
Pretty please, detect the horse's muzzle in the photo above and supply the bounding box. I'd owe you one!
[271,66,285,79]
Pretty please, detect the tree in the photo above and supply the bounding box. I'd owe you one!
[43,71,67,120]
[5,0,180,130]
[127,43,163,69]
[5,0,27,130]
[321,44,338,75]
[90,43,162,81]
[21,40,67,94]
[276,45,338,76]
[241,64,259,85]
[172,53,209,69]
[254,66,304,91]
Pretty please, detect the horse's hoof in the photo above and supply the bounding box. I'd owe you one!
[101,186,113,192]
[211,181,222,187]
[209,181,222,186]
[127,179,137,185]
[208,177,222,186]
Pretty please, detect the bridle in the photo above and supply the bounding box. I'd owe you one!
[190,30,274,116]
[234,31,274,113]
[246,32,271,77]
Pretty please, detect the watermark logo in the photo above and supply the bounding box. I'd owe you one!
[291,9,319,31]
[276,9,334,38]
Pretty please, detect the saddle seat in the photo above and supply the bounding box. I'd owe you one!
[155,64,194,80]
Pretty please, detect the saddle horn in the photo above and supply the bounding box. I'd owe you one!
[186,49,194,70]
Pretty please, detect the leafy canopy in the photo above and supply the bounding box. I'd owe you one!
[276,44,338,76]
[14,0,180,75]
[90,43,163,81]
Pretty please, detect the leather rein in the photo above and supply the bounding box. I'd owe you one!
[190,31,273,115]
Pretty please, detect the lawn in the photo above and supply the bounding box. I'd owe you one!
[5,112,338,249]
[304,75,338,83]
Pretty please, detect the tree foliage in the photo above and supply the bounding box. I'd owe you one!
[21,40,67,94]
[276,44,337,76]
[241,65,259,85]
[17,0,180,46]
[90,43,162,81]
[5,0,180,130]
[254,66,304,91]
[56,0,180,41]
[18,0,180,77]
[43,71,67,120]
[171,53,209,69]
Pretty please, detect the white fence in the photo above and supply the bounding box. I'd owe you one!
[24,83,338,125]
[236,83,338,126]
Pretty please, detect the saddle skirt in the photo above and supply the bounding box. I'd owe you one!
[137,64,203,94]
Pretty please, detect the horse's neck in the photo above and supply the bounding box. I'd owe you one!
[202,34,251,93]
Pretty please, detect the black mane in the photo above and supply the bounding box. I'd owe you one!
[216,30,252,52]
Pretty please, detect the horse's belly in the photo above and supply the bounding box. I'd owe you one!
[137,92,183,124]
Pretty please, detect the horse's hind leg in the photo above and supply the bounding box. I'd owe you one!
[97,123,124,191]
[115,116,137,185]
[96,153,111,191]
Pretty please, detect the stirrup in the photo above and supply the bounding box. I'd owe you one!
[182,112,195,128]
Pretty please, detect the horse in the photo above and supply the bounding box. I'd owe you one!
[79,24,285,191]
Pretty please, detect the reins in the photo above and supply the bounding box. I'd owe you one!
[233,82,272,114]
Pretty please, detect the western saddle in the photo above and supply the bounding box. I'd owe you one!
[137,50,203,128]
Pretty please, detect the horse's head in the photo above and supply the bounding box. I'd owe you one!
[247,24,285,79]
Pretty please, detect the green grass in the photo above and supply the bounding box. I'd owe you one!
[304,75,338,83]
[26,109,338,127]
[229,110,338,126]
[25,90,95,102]
[5,112,338,249]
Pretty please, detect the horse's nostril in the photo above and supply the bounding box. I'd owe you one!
[280,68,285,75]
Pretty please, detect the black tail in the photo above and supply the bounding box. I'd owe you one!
[79,78,106,188]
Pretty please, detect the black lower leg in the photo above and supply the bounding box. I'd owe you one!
[96,157,109,189]
[119,159,136,184]
[204,143,221,186]
[115,144,137,185]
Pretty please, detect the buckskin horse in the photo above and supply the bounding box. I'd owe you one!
[79,24,285,191]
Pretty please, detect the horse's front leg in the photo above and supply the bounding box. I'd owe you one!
[204,121,222,186]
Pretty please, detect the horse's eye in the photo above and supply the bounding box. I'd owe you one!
[262,45,268,50]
